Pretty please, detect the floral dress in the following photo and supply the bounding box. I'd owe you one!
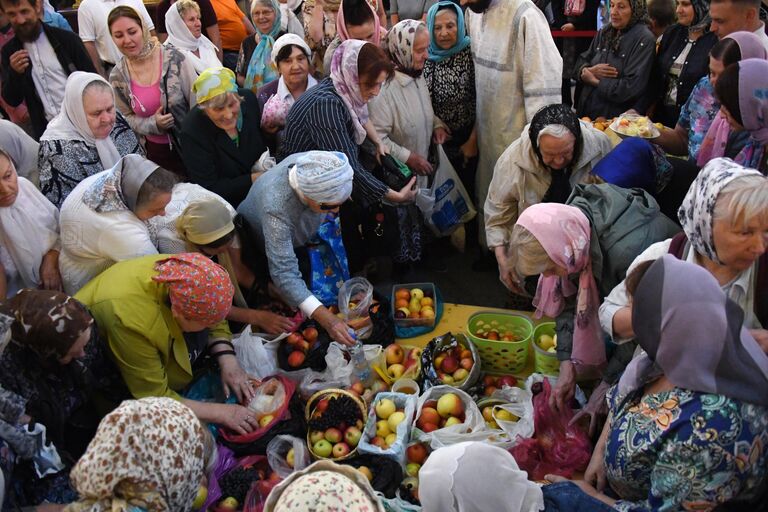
[604,386,768,511]
[677,76,719,162]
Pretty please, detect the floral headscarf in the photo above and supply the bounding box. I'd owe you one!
[330,39,369,144]
[152,253,234,325]
[0,290,93,361]
[603,0,649,52]
[738,58,768,145]
[385,20,425,77]
[516,203,605,366]
[82,154,160,214]
[244,0,282,91]
[426,1,471,62]
[677,157,764,264]
[66,397,206,512]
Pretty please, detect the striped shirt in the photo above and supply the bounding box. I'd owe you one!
[279,78,389,206]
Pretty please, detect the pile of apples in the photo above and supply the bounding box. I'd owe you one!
[284,325,320,368]
[394,287,435,320]
[433,345,474,385]
[384,344,421,381]
[308,423,363,460]
[472,319,521,341]
[537,333,557,353]
[369,398,407,449]
[307,394,364,460]
[481,404,520,430]
[481,374,518,396]
[415,393,464,432]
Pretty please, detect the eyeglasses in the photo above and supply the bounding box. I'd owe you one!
[319,203,342,211]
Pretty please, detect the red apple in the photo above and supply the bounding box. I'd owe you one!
[303,326,319,343]
[350,381,365,396]
[460,358,473,370]
[482,375,496,387]
[287,351,305,367]
[385,344,405,365]
[416,407,440,430]
[424,400,438,409]
[406,444,428,464]
[332,442,350,458]
[420,422,438,433]
[459,349,472,360]
[316,398,330,412]
[297,340,310,352]
[497,376,518,388]
[324,427,342,444]
[371,436,386,448]
[286,332,302,346]
[344,426,362,447]
[484,385,498,396]
[437,393,464,418]
[441,356,459,374]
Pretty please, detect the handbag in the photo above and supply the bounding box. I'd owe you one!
[564,0,586,17]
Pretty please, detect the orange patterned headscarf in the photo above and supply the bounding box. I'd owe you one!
[152,253,234,325]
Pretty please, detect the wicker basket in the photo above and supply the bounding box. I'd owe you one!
[532,322,560,376]
[466,311,533,373]
[305,388,368,461]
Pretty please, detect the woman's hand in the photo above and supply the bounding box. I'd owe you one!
[432,127,451,145]
[384,177,418,203]
[584,445,607,492]
[250,310,294,335]
[550,359,577,414]
[406,153,433,175]
[39,250,63,291]
[459,136,478,164]
[155,107,175,131]
[494,246,520,292]
[561,23,575,31]
[588,63,619,79]
[750,329,768,354]
[312,306,356,346]
[569,380,610,437]
[215,403,260,435]
[218,355,255,403]
[251,171,264,183]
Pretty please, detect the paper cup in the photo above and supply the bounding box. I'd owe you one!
[391,378,420,395]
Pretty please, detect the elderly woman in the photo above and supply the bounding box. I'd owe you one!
[257,34,318,134]
[367,20,447,266]
[65,397,215,511]
[0,150,61,298]
[238,151,358,346]
[149,193,294,334]
[236,0,297,91]
[59,155,178,295]
[635,0,716,126]
[575,0,656,119]
[109,5,197,176]
[322,0,386,75]
[264,460,385,511]
[420,442,543,512]
[486,104,612,290]
[0,290,121,507]
[698,59,768,172]
[508,198,679,418]
[423,2,476,200]
[75,253,261,433]
[181,67,270,207]
[163,0,221,73]
[600,158,768,358]
[546,256,768,510]
[38,72,141,208]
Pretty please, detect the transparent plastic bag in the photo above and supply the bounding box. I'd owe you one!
[247,378,286,417]
[266,434,311,478]
[233,327,283,380]
[338,277,375,339]
[411,385,487,449]
[488,387,535,441]
[358,392,418,466]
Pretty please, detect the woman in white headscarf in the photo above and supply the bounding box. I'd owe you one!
[0,149,61,297]
[38,72,142,208]
[419,442,544,512]
[59,155,179,294]
[164,0,221,74]
[237,150,358,345]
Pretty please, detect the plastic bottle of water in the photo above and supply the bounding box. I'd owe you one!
[348,329,373,387]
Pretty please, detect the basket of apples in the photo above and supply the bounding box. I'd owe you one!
[277,321,330,372]
[421,332,481,391]
[377,344,422,384]
[357,392,418,464]
[305,389,367,461]
[412,386,485,447]
[391,283,437,328]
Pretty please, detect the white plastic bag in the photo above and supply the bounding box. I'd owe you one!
[294,343,384,399]
[338,277,375,339]
[247,377,287,416]
[488,387,535,441]
[266,435,311,478]
[233,327,283,379]
[416,145,476,237]
[358,392,418,466]
[377,491,422,512]
[411,385,487,450]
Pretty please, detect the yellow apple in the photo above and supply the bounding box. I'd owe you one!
[192,486,208,510]
[387,411,406,431]
[385,432,397,446]
[376,420,391,438]
[387,363,406,379]
[259,414,274,428]
[410,288,424,300]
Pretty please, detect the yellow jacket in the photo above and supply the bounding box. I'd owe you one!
[75,254,231,400]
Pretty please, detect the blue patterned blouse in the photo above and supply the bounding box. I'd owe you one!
[605,386,768,511]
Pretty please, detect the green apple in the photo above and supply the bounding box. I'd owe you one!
[313,439,333,458]
[375,398,396,420]
[192,486,207,510]
[219,497,239,510]
[286,448,295,468]
[405,462,421,477]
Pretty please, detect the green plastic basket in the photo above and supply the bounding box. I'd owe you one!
[532,322,560,376]
[466,312,532,373]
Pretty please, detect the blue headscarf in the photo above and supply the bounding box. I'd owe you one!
[244,0,282,91]
[592,137,671,194]
[426,1,470,62]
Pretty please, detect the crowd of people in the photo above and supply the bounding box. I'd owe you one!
[0,0,766,509]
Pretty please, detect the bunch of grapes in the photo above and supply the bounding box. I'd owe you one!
[219,466,261,504]
[308,395,361,431]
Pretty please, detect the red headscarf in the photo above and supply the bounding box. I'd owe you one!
[152,253,234,326]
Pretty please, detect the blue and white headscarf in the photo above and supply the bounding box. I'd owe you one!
[426,1,470,62]
[244,0,282,91]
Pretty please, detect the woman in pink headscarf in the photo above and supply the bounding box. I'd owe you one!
[321,0,387,75]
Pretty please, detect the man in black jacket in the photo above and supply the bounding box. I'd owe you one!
[0,0,95,139]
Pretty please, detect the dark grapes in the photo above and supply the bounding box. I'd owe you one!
[308,395,362,431]
[219,466,260,505]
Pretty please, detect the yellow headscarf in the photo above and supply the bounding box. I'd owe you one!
[193,66,238,104]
